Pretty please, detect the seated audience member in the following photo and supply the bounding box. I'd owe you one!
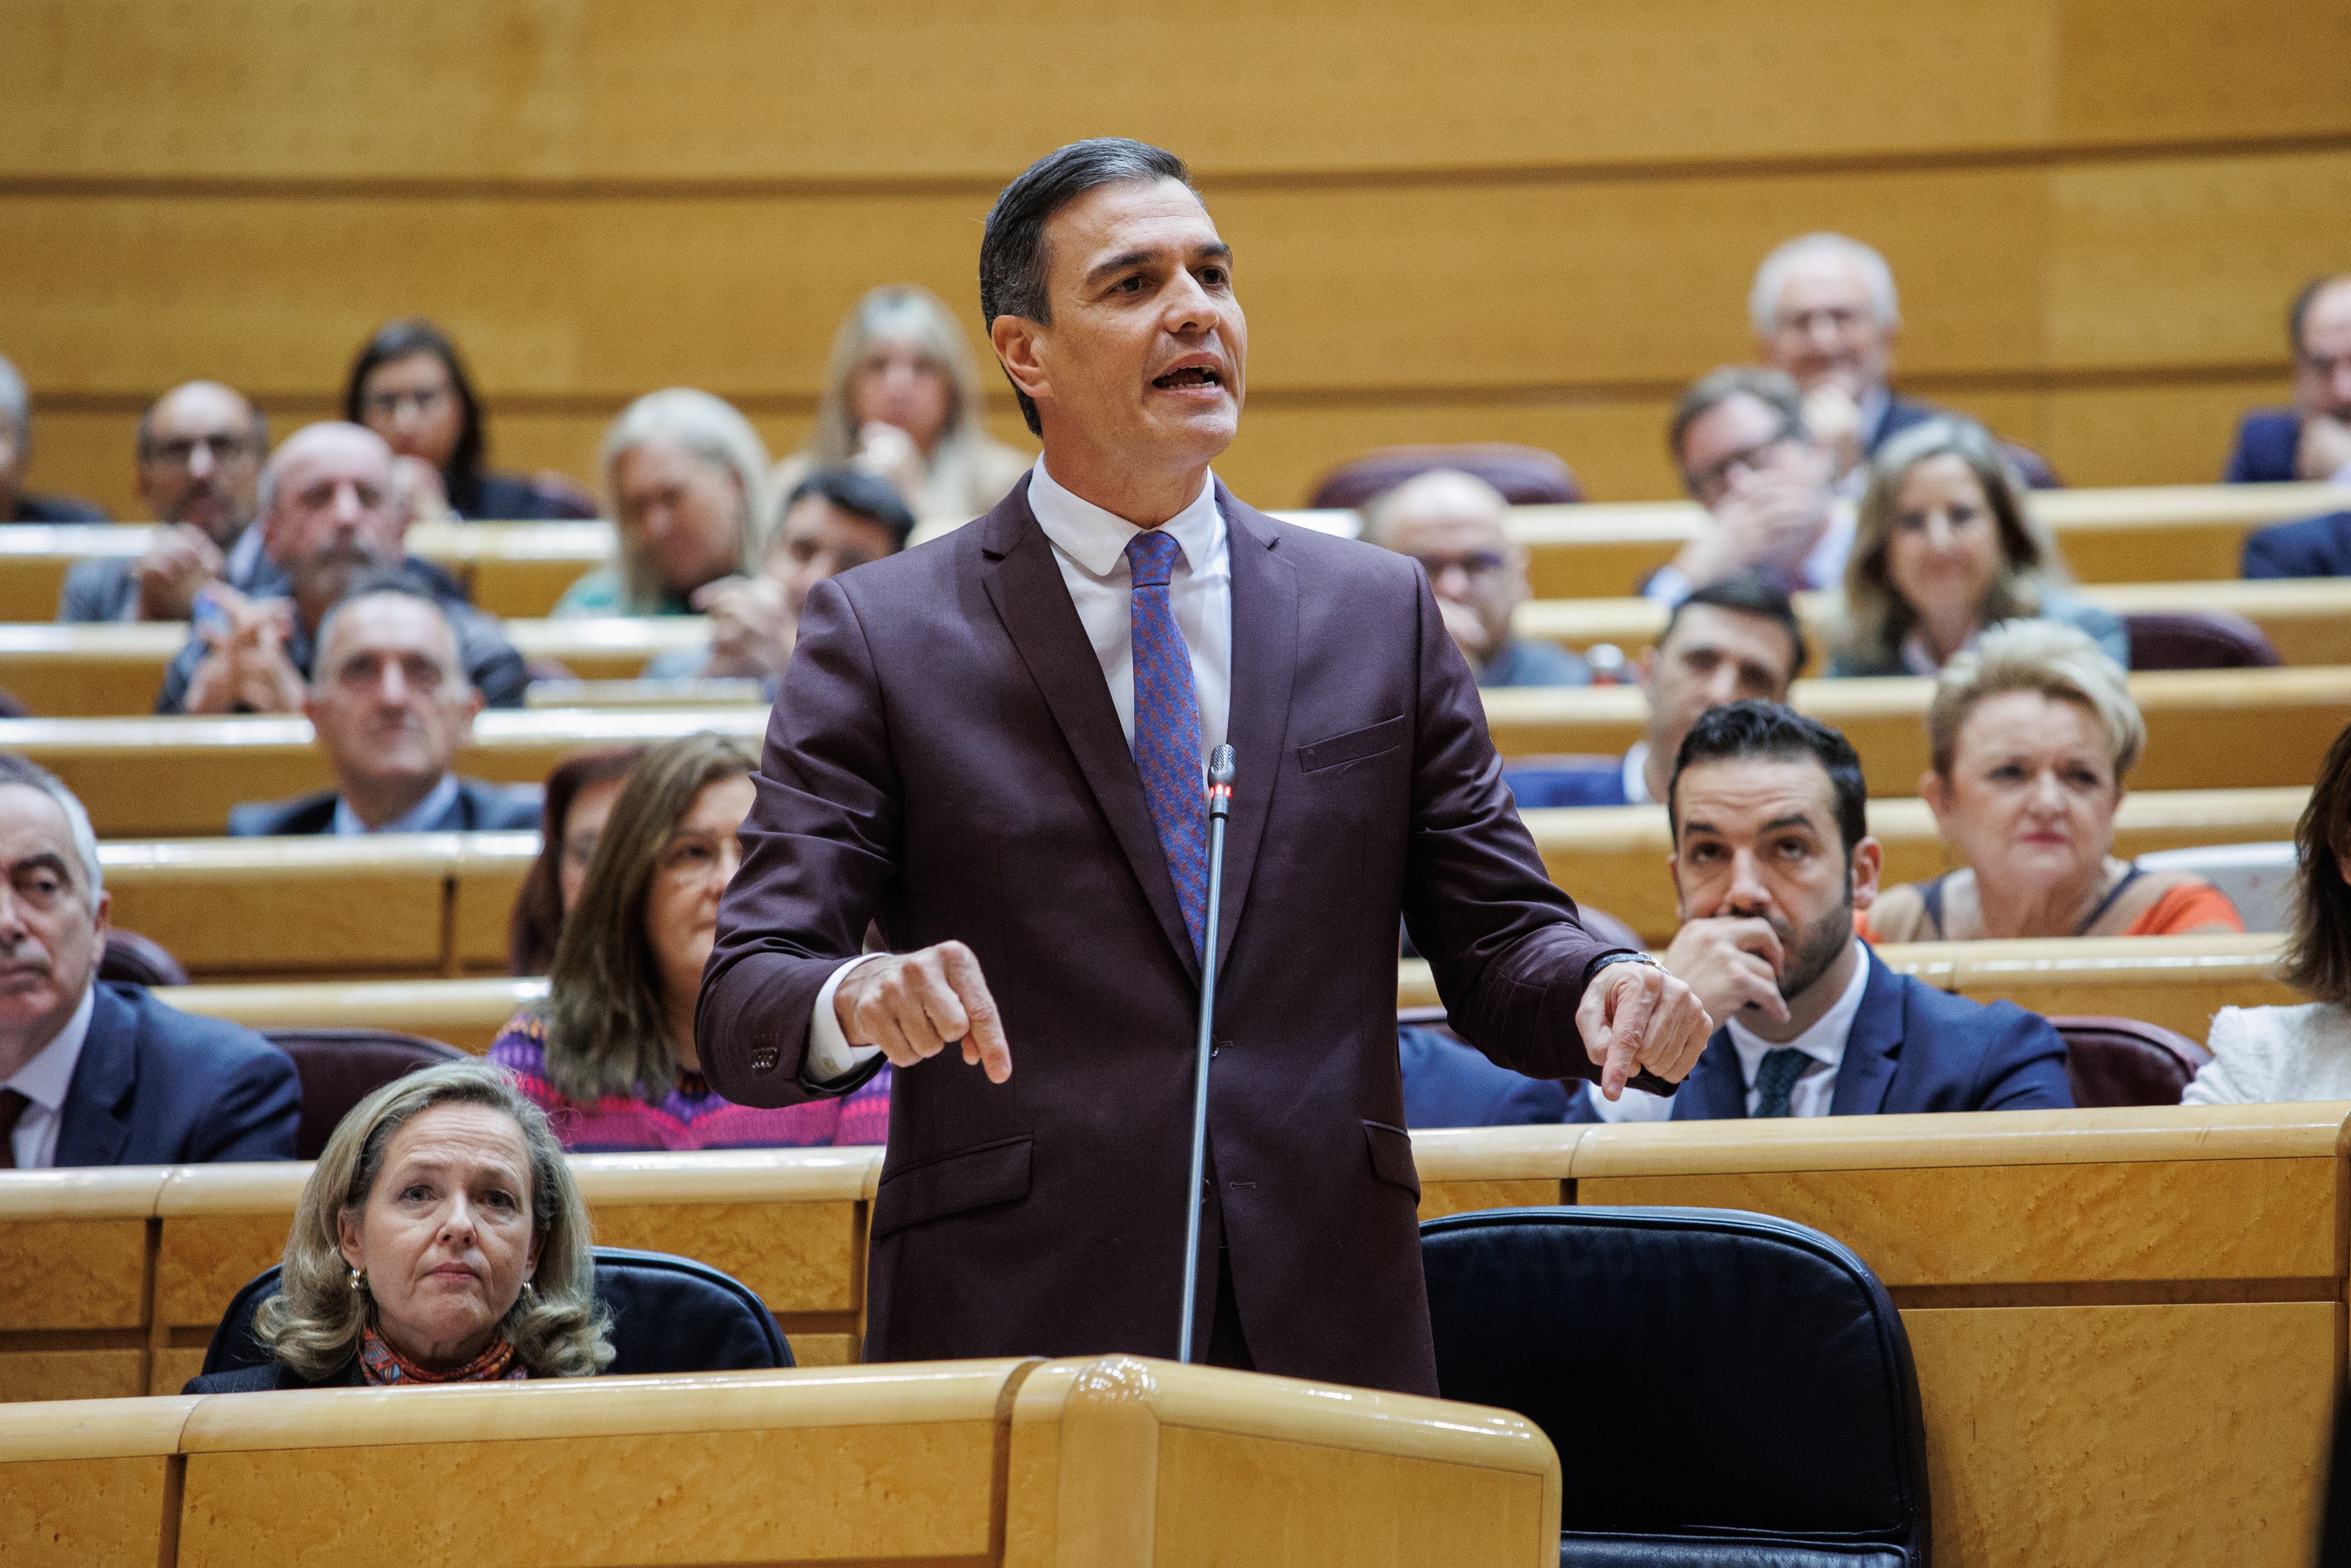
[2226,275,2351,486]
[1399,1022,1571,1128]
[491,733,889,1149]
[1863,621,2244,941]
[555,389,773,617]
[156,422,526,713]
[2183,718,2351,1104]
[775,284,1031,524]
[507,747,645,975]
[1646,368,1848,607]
[1364,469,1590,688]
[0,754,297,1166]
[1750,233,2058,490]
[1831,417,2126,676]
[1507,574,1803,807]
[61,381,270,622]
[0,353,106,522]
[1575,700,2073,1122]
[184,1061,613,1391]
[346,319,596,522]
[644,467,917,685]
[227,577,541,835]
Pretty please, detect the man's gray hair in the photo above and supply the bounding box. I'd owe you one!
[1749,233,1902,335]
[0,355,27,445]
[0,753,104,898]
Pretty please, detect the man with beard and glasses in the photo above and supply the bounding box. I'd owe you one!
[154,422,525,714]
[226,576,541,836]
[1572,700,2072,1122]
[0,754,296,1167]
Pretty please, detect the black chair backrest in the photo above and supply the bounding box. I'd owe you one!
[2124,610,2282,670]
[2054,1014,2212,1107]
[1424,1206,1928,1566]
[260,1028,468,1160]
[1309,443,1585,510]
[100,928,189,988]
[199,1246,792,1377]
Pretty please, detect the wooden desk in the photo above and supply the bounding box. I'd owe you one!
[0,1358,1558,1568]
[1519,577,2351,672]
[157,975,544,1053]
[1412,1104,2349,1567]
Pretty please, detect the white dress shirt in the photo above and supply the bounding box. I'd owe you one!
[1582,941,1871,1122]
[2,983,98,1169]
[1640,499,1855,610]
[331,772,460,836]
[803,458,1236,1081]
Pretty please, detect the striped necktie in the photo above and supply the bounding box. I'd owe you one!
[1125,529,1208,958]
[1751,1048,1810,1118]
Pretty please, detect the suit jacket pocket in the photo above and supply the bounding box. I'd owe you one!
[871,1134,1034,1240]
[1361,1119,1421,1200]
[1298,714,1407,774]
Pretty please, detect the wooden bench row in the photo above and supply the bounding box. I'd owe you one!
[4,1103,2340,1564]
[2,480,2342,623]
[86,791,2302,982]
[0,1355,1555,1568]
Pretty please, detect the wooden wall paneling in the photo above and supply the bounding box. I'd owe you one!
[2054,0,2351,146]
[2042,377,2293,488]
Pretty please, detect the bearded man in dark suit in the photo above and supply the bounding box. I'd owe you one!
[699,138,1711,1396]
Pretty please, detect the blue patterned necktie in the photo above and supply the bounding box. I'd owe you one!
[1125,529,1208,958]
[1751,1048,1809,1118]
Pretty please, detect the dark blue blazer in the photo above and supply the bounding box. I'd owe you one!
[2224,410,2302,484]
[1399,1026,1571,1129]
[227,776,543,837]
[1568,947,2072,1121]
[2242,512,2351,579]
[55,983,299,1166]
[1502,756,1632,809]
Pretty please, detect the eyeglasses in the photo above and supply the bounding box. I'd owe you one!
[1412,550,1509,582]
[361,386,450,419]
[1683,428,1802,507]
[146,434,259,469]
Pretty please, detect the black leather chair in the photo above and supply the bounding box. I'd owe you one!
[2125,610,2282,670]
[260,1028,470,1160]
[2053,1014,2211,1106]
[99,928,189,988]
[196,1247,793,1379]
[1309,443,1585,510]
[1424,1206,1929,1566]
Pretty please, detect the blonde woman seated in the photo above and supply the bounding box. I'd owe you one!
[554,389,774,617]
[1860,620,2243,942]
[491,732,889,1149]
[773,284,1030,525]
[183,1062,611,1391]
[2184,719,2351,1103]
[1830,417,2126,677]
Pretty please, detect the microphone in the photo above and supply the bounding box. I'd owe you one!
[1177,745,1237,1363]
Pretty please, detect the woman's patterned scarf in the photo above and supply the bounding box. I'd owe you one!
[357,1325,529,1385]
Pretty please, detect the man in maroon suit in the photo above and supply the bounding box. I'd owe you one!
[699,138,1710,1396]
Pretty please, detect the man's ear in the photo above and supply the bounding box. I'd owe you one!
[1668,848,1691,924]
[1849,835,1884,911]
[90,888,111,944]
[989,315,1051,415]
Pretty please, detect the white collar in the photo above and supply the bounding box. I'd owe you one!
[1621,741,1652,806]
[333,772,461,835]
[1725,939,1872,1084]
[1028,456,1222,581]
[2,981,97,1116]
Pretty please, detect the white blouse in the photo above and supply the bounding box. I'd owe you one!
[2181,1004,2351,1104]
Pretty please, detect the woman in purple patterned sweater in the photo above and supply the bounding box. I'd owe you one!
[491,733,888,1151]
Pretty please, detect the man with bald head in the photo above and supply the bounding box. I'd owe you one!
[60,380,270,622]
[1749,233,2056,489]
[155,421,526,713]
[0,353,108,524]
[227,576,540,835]
[1365,469,1588,687]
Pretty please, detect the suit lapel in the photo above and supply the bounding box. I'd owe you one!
[1828,949,1904,1116]
[53,985,133,1167]
[1209,487,1296,969]
[1672,1031,1750,1120]
[977,480,1202,980]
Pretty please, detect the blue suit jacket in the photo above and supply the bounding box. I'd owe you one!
[227,776,543,837]
[1399,1026,1572,1129]
[54,983,300,1166]
[1502,756,1632,809]
[2224,410,2302,484]
[1569,947,2073,1121]
[2242,512,2351,579]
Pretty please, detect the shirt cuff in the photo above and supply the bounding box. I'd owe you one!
[805,955,888,1087]
[1582,1079,1675,1122]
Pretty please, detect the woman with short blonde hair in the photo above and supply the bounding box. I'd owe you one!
[774,285,1031,524]
[1861,619,2241,942]
[183,1061,612,1390]
[555,388,775,616]
[1831,417,2126,676]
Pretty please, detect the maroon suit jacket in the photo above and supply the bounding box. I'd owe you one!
[699,475,1632,1395]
